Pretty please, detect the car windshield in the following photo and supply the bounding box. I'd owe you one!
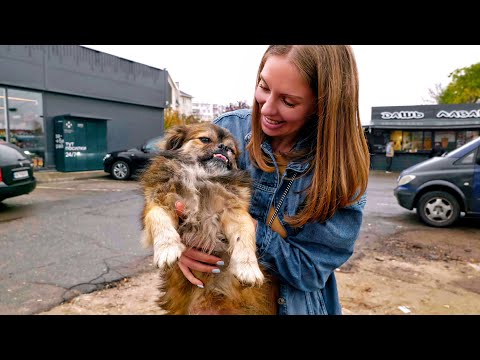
[445,136,480,158]
[144,136,163,151]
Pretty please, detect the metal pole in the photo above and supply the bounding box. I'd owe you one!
[5,88,10,143]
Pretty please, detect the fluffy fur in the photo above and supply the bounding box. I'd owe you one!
[140,123,277,314]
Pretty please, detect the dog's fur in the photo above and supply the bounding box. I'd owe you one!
[140,123,277,314]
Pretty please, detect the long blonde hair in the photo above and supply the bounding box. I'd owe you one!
[246,45,369,227]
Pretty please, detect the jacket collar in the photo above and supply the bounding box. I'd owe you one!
[244,131,311,173]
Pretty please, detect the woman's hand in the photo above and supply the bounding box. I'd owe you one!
[175,201,223,288]
[178,248,224,288]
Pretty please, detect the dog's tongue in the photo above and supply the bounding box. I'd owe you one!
[213,154,228,163]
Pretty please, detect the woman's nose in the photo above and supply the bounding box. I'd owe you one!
[260,95,277,117]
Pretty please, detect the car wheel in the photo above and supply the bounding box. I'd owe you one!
[417,191,460,227]
[111,160,131,180]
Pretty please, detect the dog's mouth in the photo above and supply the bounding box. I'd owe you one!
[212,153,228,163]
[199,150,232,170]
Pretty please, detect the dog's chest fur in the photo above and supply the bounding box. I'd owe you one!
[148,157,252,254]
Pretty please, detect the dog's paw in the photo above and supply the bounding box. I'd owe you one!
[153,240,186,269]
[230,259,265,287]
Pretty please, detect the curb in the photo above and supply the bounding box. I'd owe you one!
[34,170,108,183]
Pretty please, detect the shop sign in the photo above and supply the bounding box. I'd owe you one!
[436,109,480,118]
[381,111,424,119]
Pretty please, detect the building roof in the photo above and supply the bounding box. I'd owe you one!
[180,90,193,98]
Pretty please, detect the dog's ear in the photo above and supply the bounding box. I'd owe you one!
[163,125,188,150]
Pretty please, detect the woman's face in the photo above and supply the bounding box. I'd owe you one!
[254,55,316,149]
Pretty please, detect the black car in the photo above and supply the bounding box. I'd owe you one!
[103,136,163,180]
[394,136,480,227]
[0,142,36,202]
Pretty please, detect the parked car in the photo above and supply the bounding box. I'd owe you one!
[0,142,36,202]
[394,136,480,227]
[103,136,163,180]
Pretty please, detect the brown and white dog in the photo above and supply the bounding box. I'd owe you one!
[140,123,276,314]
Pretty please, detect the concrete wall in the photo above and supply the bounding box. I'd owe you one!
[43,92,164,168]
[0,45,168,108]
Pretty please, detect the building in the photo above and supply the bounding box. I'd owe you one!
[192,102,226,122]
[0,45,168,171]
[364,103,480,171]
[165,75,193,116]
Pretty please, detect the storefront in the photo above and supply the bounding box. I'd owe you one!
[364,104,480,172]
[0,45,168,171]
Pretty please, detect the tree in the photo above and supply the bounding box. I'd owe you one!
[423,83,445,104]
[224,100,250,112]
[164,108,201,130]
[436,63,480,104]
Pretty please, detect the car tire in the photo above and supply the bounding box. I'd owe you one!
[111,160,131,180]
[417,190,460,227]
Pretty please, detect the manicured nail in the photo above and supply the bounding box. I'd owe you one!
[212,268,221,274]
[216,261,224,266]
[197,284,204,288]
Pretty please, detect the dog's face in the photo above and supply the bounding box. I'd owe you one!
[160,123,240,171]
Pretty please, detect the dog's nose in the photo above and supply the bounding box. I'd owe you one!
[218,144,226,150]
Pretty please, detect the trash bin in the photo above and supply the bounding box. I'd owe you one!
[54,115,108,172]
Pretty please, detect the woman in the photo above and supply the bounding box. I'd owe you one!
[175,45,369,314]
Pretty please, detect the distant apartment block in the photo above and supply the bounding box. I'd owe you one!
[192,102,226,122]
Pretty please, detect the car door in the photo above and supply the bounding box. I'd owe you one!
[473,143,480,213]
[137,137,162,170]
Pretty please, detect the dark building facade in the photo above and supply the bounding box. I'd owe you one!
[0,45,168,171]
[364,103,480,172]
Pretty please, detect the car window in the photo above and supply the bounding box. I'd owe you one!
[0,144,27,163]
[446,137,480,158]
[456,151,475,165]
[144,137,163,151]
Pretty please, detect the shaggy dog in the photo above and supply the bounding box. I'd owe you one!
[140,123,276,314]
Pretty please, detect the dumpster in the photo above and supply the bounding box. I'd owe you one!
[54,115,108,172]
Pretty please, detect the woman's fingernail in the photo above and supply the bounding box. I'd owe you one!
[212,268,221,274]
[197,284,204,288]
[216,261,224,266]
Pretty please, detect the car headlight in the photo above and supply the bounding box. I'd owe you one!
[397,174,416,186]
[103,154,111,161]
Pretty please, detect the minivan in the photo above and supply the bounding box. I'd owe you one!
[394,136,480,227]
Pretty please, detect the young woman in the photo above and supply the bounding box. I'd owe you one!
[175,45,369,315]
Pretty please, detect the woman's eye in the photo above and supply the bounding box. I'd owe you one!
[283,98,295,108]
[199,137,211,143]
[258,82,269,91]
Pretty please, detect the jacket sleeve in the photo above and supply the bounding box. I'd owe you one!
[255,194,366,292]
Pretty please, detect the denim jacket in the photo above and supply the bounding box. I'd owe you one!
[213,109,366,315]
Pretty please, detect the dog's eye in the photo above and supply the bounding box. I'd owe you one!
[198,137,211,144]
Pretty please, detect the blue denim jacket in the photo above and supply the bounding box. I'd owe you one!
[213,109,366,315]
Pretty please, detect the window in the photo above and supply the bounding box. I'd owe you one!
[423,131,432,150]
[457,151,475,165]
[435,131,456,151]
[466,130,479,143]
[2,89,45,168]
[390,130,403,151]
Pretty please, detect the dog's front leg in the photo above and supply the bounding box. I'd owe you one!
[142,205,185,268]
[222,210,264,286]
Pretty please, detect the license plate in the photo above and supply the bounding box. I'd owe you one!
[13,170,29,179]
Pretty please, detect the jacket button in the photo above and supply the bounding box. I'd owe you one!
[277,297,286,305]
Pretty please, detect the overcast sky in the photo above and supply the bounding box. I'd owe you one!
[83,45,480,125]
